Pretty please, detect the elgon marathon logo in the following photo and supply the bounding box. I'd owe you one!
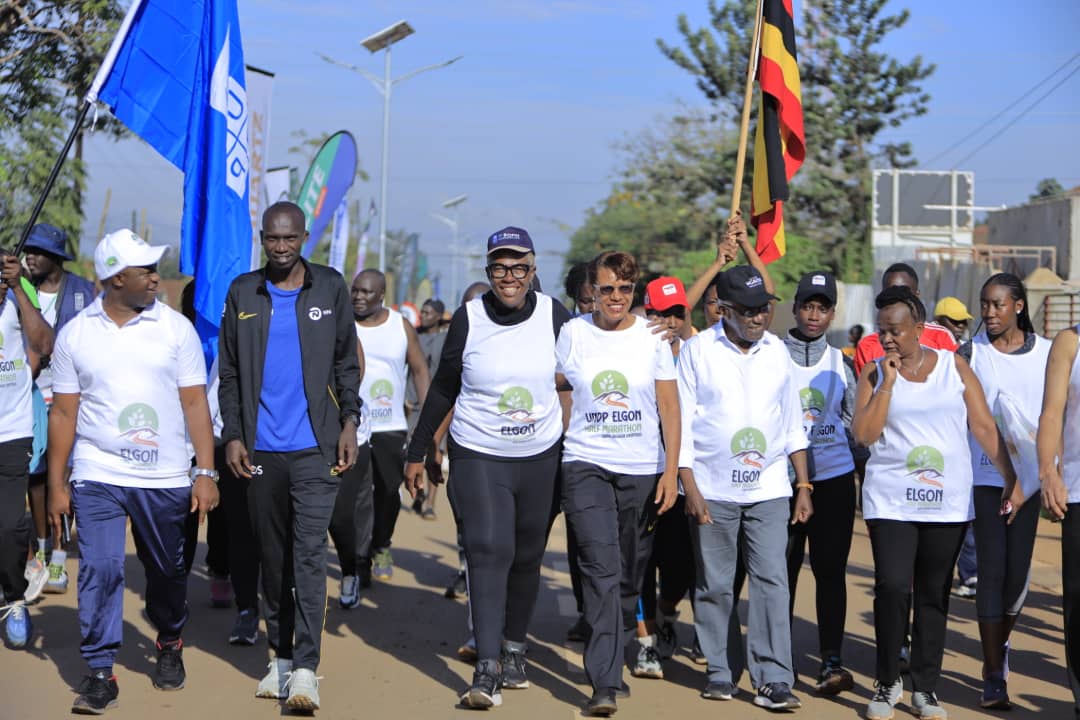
[800,386,837,443]
[497,386,536,438]
[0,329,26,379]
[369,379,395,422]
[591,370,630,409]
[799,387,825,422]
[585,370,642,428]
[370,379,394,407]
[905,445,945,505]
[730,427,767,486]
[117,403,160,466]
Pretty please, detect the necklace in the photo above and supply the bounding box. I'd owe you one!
[898,348,926,378]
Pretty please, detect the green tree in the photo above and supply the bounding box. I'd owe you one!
[0,0,124,251]
[657,0,935,281]
[1030,177,1065,201]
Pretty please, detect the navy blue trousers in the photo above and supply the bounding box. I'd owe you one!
[72,480,190,671]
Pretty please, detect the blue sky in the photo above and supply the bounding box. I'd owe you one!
[81,0,1080,300]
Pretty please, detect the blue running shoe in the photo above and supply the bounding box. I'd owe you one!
[3,601,32,648]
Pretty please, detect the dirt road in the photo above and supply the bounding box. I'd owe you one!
[1,502,1072,719]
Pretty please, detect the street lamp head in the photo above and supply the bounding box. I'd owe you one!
[442,194,468,209]
[361,20,414,53]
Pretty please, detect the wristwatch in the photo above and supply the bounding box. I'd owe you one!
[191,467,220,483]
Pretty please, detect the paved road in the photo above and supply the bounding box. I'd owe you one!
[1,499,1073,719]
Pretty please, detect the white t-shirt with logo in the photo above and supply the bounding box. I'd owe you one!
[790,346,855,481]
[51,298,207,488]
[677,322,808,503]
[557,314,677,474]
[450,293,562,457]
[0,296,34,443]
[864,349,973,522]
[356,309,409,433]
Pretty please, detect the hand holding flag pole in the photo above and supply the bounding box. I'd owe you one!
[12,0,146,257]
[731,0,806,274]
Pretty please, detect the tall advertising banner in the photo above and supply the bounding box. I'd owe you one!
[264,166,292,204]
[245,65,274,270]
[328,198,350,274]
[296,131,358,257]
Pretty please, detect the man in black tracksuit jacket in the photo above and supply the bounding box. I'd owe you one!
[218,201,360,711]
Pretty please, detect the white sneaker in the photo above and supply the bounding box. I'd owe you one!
[255,658,292,699]
[340,575,359,609]
[23,558,48,603]
[44,563,69,594]
[286,668,321,711]
[866,678,903,720]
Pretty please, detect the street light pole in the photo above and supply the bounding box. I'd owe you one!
[433,193,467,302]
[319,20,462,275]
[378,47,392,273]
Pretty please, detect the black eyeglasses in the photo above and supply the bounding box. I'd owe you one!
[487,263,532,280]
[729,303,770,318]
[595,283,634,297]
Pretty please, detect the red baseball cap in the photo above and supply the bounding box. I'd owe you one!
[644,277,689,312]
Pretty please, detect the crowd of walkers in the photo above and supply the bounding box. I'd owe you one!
[0,204,1078,720]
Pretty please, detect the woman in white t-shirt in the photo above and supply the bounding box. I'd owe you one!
[1036,322,1080,716]
[958,273,1050,710]
[555,251,681,716]
[853,286,1016,720]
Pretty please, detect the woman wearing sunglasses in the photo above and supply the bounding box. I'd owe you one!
[555,251,681,716]
[405,227,571,710]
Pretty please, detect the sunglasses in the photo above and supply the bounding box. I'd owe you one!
[487,263,532,280]
[729,303,770,318]
[595,283,634,297]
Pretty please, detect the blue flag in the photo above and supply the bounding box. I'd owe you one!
[90,0,250,360]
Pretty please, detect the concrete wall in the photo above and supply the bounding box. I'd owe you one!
[987,195,1080,282]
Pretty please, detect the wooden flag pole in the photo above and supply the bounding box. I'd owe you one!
[730,0,766,215]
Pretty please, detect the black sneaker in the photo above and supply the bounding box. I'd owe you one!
[816,656,854,695]
[615,681,630,699]
[72,671,119,714]
[585,688,617,716]
[566,615,588,642]
[228,609,259,646]
[702,681,737,700]
[753,682,802,710]
[460,659,502,708]
[500,642,529,689]
[152,640,186,691]
[444,570,466,599]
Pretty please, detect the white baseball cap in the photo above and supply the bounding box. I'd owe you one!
[94,229,169,280]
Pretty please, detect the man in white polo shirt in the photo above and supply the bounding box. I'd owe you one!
[677,265,812,711]
[46,229,218,715]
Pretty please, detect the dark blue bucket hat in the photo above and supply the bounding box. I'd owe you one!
[25,223,73,261]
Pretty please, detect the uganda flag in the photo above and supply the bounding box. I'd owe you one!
[751,0,805,263]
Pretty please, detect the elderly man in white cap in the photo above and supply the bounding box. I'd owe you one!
[46,229,218,715]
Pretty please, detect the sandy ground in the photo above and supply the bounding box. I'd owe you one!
[0,497,1072,719]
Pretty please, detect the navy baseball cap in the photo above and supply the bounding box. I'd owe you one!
[716,266,780,307]
[795,270,837,306]
[25,223,73,261]
[486,226,534,255]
